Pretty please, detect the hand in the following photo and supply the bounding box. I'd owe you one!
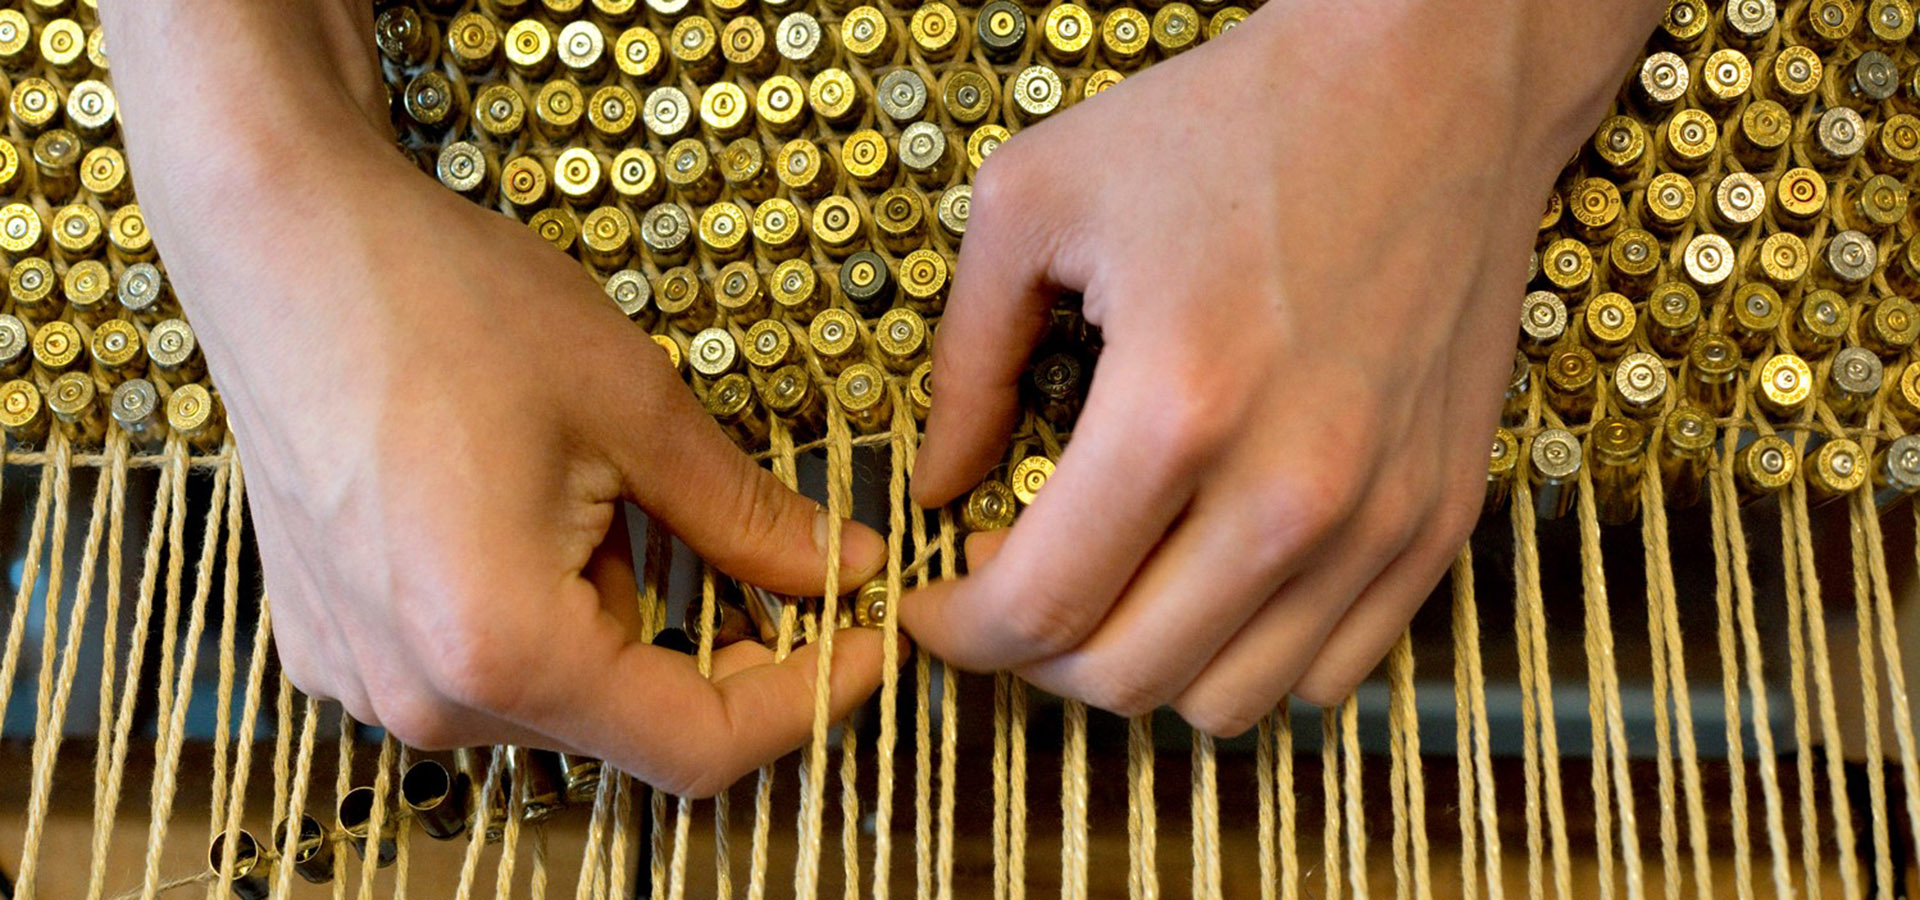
[106,0,889,797]
[905,0,1662,734]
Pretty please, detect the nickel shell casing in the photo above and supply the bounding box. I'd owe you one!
[1874,434,1920,507]
[1487,427,1519,512]
[1827,346,1883,424]
[1612,351,1670,418]
[1529,427,1582,521]
[1520,289,1568,359]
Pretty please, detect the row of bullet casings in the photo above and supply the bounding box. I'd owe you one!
[0,7,224,451]
[208,751,607,899]
[1500,0,1920,525]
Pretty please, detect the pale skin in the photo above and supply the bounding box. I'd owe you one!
[101,0,1665,795]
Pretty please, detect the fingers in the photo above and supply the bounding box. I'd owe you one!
[586,335,885,598]
[911,149,1084,507]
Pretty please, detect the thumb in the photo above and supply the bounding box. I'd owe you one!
[584,328,887,597]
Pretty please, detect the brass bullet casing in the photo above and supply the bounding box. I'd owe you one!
[1680,233,1735,297]
[900,121,955,185]
[8,78,61,135]
[501,155,550,212]
[108,205,151,267]
[1754,352,1814,420]
[836,362,893,433]
[406,70,465,135]
[1807,437,1869,505]
[1538,194,1562,236]
[0,141,20,198]
[774,12,831,72]
[447,12,501,72]
[38,17,85,77]
[1820,229,1878,291]
[1663,111,1718,174]
[1750,231,1809,289]
[1694,47,1753,110]
[1686,333,1741,416]
[899,248,949,312]
[0,379,43,444]
[1874,434,1920,507]
[912,3,964,61]
[64,79,114,141]
[1642,171,1695,235]
[1796,0,1857,50]
[844,247,894,314]
[33,129,82,204]
[744,317,796,369]
[51,202,104,261]
[65,259,111,324]
[336,786,399,868]
[0,315,27,377]
[47,370,101,445]
[557,19,609,78]
[775,138,835,199]
[1010,64,1066,124]
[842,6,896,64]
[208,830,270,900]
[756,75,810,135]
[558,755,604,804]
[876,68,930,124]
[769,259,827,323]
[486,0,536,20]
[1590,116,1645,172]
[609,148,662,206]
[843,129,897,191]
[1724,282,1782,355]
[402,759,471,841]
[530,79,585,140]
[653,332,686,374]
[1892,361,1920,428]
[0,10,29,72]
[639,202,694,265]
[606,269,652,322]
[1101,7,1151,68]
[962,479,1018,531]
[1009,454,1055,505]
[10,257,56,320]
[761,363,824,436]
[1723,0,1777,46]
[1151,2,1200,55]
[1762,44,1822,105]
[1861,295,1920,357]
[1538,237,1592,293]
[696,201,751,261]
[1487,427,1520,512]
[1808,107,1867,172]
[1828,346,1885,423]
[510,749,569,824]
[875,307,928,372]
[705,371,767,446]
[937,184,971,240]
[668,16,722,82]
[1501,351,1529,426]
[612,26,666,83]
[1868,0,1916,42]
[110,379,165,446]
[808,307,864,373]
[1735,434,1797,503]
[1840,173,1908,234]
[1030,351,1084,424]
[32,319,85,377]
[1708,171,1765,229]
[854,579,889,627]
[375,6,437,66]
[808,69,865,127]
[117,262,168,318]
[166,383,221,450]
[580,206,634,270]
[1773,167,1828,230]
[699,81,753,140]
[942,69,997,125]
[1659,404,1716,510]
[662,138,718,204]
[0,202,42,262]
[718,138,774,201]
[1042,3,1094,63]
[908,359,934,421]
[1207,8,1249,38]
[642,86,693,140]
[528,208,580,253]
[1894,236,1920,296]
[812,195,867,257]
[1635,51,1689,112]
[1788,289,1849,356]
[1581,292,1635,359]
[1612,351,1670,419]
[90,317,141,376]
[1606,228,1659,294]
[752,197,807,260]
[1731,99,1791,168]
[1645,282,1701,357]
[722,16,777,76]
[1589,416,1647,526]
[504,19,556,78]
[1871,112,1920,171]
[715,261,767,323]
[436,141,492,200]
[1839,48,1900,110]
[473,82,527,140]
[271,814,335,885]
[1660,0,1709,47]
[654,265,712,329]
[588,85,640,142]
[977,0,1028,62]
[1546,344,1597,422]
[873,188,926,253]
[1529,427,1582,521]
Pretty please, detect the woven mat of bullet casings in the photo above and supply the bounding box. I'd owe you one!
[9,0,1920,897]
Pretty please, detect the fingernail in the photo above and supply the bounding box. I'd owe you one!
[814,507,886,579]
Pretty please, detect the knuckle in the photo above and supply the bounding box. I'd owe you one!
[421,619,530,716]
[1072,663,1170,719]
[1248,469,1360,557]
[1293,665,1364,709]
[373,690,462,750]
[996,585,1094,659]
[1175,694,1268,740]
